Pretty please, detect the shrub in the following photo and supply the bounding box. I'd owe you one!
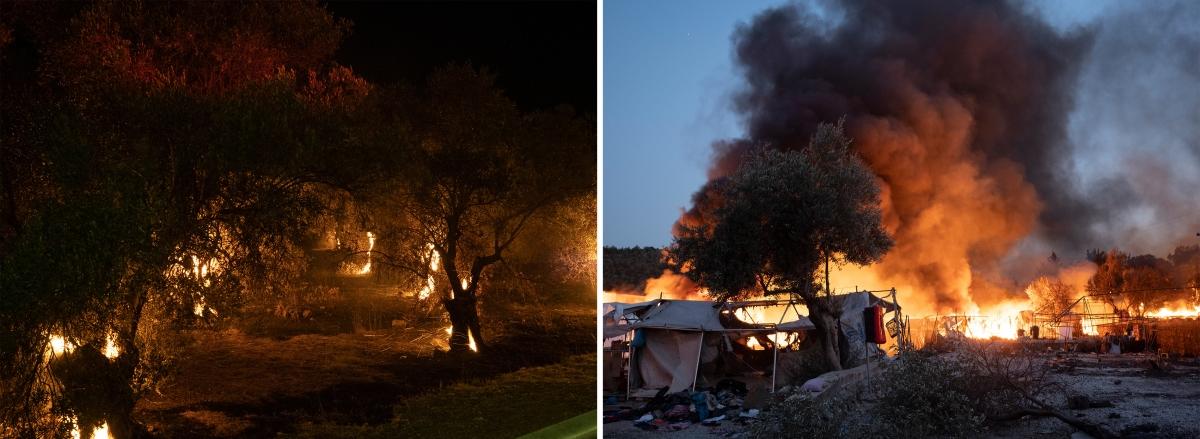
[748,391,862,439]
[753,352,986,439]
[871,353,985,438]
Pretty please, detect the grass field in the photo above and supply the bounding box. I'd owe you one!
[134,288,595,438]
[290,354,596,438]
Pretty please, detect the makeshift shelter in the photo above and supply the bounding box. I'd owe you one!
[603,291,901,397]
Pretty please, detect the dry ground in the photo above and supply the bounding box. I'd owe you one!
[602,414,748,439]
[603,352,1200,439]
[987,353,1200,438]
[135,288,595,438]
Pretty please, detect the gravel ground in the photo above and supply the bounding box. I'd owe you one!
[604,353,1200,439]
[987,353,1200,438]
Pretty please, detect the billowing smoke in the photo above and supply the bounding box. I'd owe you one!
[677,0,1199,314]
[1065,1,1200,256]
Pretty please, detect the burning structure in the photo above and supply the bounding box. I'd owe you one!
[603,291,903,396]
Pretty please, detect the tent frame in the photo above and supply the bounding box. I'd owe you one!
[607,289,904,397]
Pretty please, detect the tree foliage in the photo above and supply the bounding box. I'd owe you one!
[1086,249,1186,314]
[670,120,892,370]
[364,64,595,351]
[601,246,667,292]
[1026,276,1077,317]
[0,2,380,437]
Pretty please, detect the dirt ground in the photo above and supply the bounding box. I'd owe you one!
[603,353,1200,439]
[135,288,594,438]
[602,413,748,439]
[986,353,1200,438]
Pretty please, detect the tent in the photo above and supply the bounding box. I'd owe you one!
[603,291,901,397]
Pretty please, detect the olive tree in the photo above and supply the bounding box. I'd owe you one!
[367,65,595,352]
[671,121,892,371]
[0,2,374,437]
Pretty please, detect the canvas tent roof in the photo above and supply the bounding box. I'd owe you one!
[605,291,903,395]
[603,299,817,338]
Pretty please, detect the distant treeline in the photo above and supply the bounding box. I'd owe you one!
[1084,245,1200,310]
[602,246,666,291]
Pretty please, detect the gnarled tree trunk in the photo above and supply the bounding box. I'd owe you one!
[808,305,843,371]
[444,294,485,352]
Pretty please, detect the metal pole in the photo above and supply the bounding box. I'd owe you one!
[865,337,870,397]
[626,331,633,399]
[771,330,779,393]
[691,331,704,392]
[890,288,902,352]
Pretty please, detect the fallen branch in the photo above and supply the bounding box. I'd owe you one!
[1028,400,1117,439]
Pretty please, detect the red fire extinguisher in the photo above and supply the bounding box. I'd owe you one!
[863,305,887,344]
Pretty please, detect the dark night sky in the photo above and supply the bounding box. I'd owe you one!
[324,1,596,113]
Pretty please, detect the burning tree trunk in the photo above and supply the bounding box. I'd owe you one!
[369,65,591,355]
[437,215,496,353]
[444,294,483,353]
[106,292,149,439]
[107,342,140,439]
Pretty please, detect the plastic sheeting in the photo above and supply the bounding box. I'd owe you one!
[611,292,898,394]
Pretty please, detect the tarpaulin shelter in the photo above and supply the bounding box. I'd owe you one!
[603,291,901,397]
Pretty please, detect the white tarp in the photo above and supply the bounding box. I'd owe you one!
[608,292,899,394]
[630,330,703,393]
[628,300,725,331]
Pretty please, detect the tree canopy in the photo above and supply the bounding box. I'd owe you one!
[362,64,595,351]
[671,120,893,300]
[670,120,893,370]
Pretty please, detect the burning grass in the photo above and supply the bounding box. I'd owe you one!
[133,290,595,438]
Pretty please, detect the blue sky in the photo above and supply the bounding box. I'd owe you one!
[602,0,1122,248]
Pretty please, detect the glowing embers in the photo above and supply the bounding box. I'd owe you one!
[69,419,109,439]
[339,232,378,276]
[417,243,440,300]
[46,333,120,360]
[103,333,119,359]
[190,255,220,287]
[444,325,478,352]
[187,254,220,316]
[48,334,75,356]
[193,296,207,317]
[357,232,376,275]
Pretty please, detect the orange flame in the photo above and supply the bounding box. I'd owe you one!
[1145,300,1200,318]
[356,232,376,275]
[444,325,477,352]
[417,244,439,300]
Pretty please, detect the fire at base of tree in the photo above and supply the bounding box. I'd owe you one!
[0,2,596,438]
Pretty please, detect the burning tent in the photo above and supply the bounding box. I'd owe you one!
[604,291,901,397]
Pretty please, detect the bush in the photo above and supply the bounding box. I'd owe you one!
[871,353,985,438]
[748,391,863,439]
[753,353,986,439]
